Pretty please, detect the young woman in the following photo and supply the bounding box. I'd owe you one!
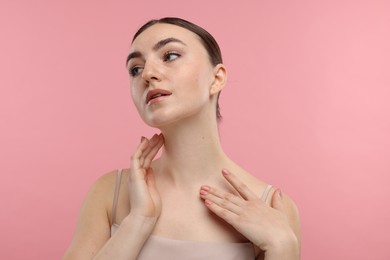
[64,17,300,260]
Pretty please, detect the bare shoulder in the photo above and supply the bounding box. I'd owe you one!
[82,169,120,216]
[227,164,271,200]
[90,169,119,196]
[242,168,301,245]
[63,169,121,259]
[279,191,301,243]
[230,165,301,242]
[88,168,131,225]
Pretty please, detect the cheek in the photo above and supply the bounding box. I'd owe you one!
[130,85,143,109]
[130,86,136,100]
[194,67,214,95]
[186,61,212,85]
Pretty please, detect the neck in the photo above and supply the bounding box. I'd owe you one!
[155,114,229,187]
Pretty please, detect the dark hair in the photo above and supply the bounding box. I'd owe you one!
[132,17,223,121]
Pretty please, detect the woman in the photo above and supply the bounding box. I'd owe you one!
[64,17,300,260]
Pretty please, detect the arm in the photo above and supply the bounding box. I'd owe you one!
[63,173,154,260]
[92,214,158,260]
[199,169,301,260]
[62,172,115,260]
[63,133,164,260]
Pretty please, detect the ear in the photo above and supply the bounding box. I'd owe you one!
[210,64,227,96]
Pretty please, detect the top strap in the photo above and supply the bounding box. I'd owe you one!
[111,168,123,226]
[261,184,273,202]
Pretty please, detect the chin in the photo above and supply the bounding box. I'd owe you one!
[141,114,177,129]
[142,111,194,129]
[140,104,207,129]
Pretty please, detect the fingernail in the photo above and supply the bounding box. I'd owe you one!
[201,185,210,191]
[222,169,229,176]
[205,199,213,205]
[141,136,146,143]
[200,189,208,195]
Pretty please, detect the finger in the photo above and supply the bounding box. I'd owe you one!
[143,134,162,163]
[138,137,149,167]
[131,136,149,171]
[200,185,245,207]
[146,167,157,190]
[142,134,159,159]
[143,134,164,168]
[204,199,238,226]
[271,189,285,212]
[200,187,243,215]
[221,169,257,200]
[139,134,161,167]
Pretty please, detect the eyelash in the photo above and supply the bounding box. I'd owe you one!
[163,51,181,62]
[129,51,181,77]
[129,66,142,77]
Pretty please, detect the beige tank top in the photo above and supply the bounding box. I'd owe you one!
[110,169,273,260]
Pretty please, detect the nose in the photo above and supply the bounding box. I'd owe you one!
[141,60,161,85]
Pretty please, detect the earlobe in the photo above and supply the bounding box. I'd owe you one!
[210,64,227,96]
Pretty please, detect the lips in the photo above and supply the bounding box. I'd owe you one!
[146,89,172,104]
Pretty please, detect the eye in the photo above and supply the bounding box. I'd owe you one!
[163,51,181,62]
[129,66,143,77]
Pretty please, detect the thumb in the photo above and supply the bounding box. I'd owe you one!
[271,189,285,212]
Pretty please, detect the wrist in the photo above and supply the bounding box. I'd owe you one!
[122,213,157,237]
[99,214,158,259]
[263,231,300,260]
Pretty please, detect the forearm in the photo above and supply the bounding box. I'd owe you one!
[93,214,156,260]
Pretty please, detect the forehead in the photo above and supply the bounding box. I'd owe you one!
[130,23,202,51]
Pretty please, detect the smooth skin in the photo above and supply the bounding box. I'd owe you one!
[64,23,300,260]
[200,170,300,259]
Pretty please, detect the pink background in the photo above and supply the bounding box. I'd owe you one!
[1,1,389,259]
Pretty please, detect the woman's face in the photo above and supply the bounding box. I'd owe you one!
[127,23,218,128]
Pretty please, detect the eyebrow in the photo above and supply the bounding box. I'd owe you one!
[126,37,186,65]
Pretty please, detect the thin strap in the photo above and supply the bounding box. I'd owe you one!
[261,184,273,202]
[111,169,123,226]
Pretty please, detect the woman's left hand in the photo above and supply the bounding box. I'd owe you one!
[199,169,299,255]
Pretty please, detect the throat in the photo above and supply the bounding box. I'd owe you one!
[155,119,229,185]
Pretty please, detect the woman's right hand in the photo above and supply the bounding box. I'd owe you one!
[128,133,164,222]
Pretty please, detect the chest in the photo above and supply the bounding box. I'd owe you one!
[151,188,248,243]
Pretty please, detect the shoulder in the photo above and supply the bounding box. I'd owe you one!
[264,187,301,247]
[86,169,119,206]
[242,170,300,237]
[87,169,129,217]
[92,168,120,188]
[246,173,301,246]
[88,168,131,197]
[63,169,122,259]
[230,165,301,240]
[77,169,122,225]
[227,164,272,201]
[230,165,298,210]
[279,191,301,243]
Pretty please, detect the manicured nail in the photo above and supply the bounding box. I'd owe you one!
[201,185,210,191]
[222,169,230,176]
[200,189,208,195]
[141,136,146,142]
